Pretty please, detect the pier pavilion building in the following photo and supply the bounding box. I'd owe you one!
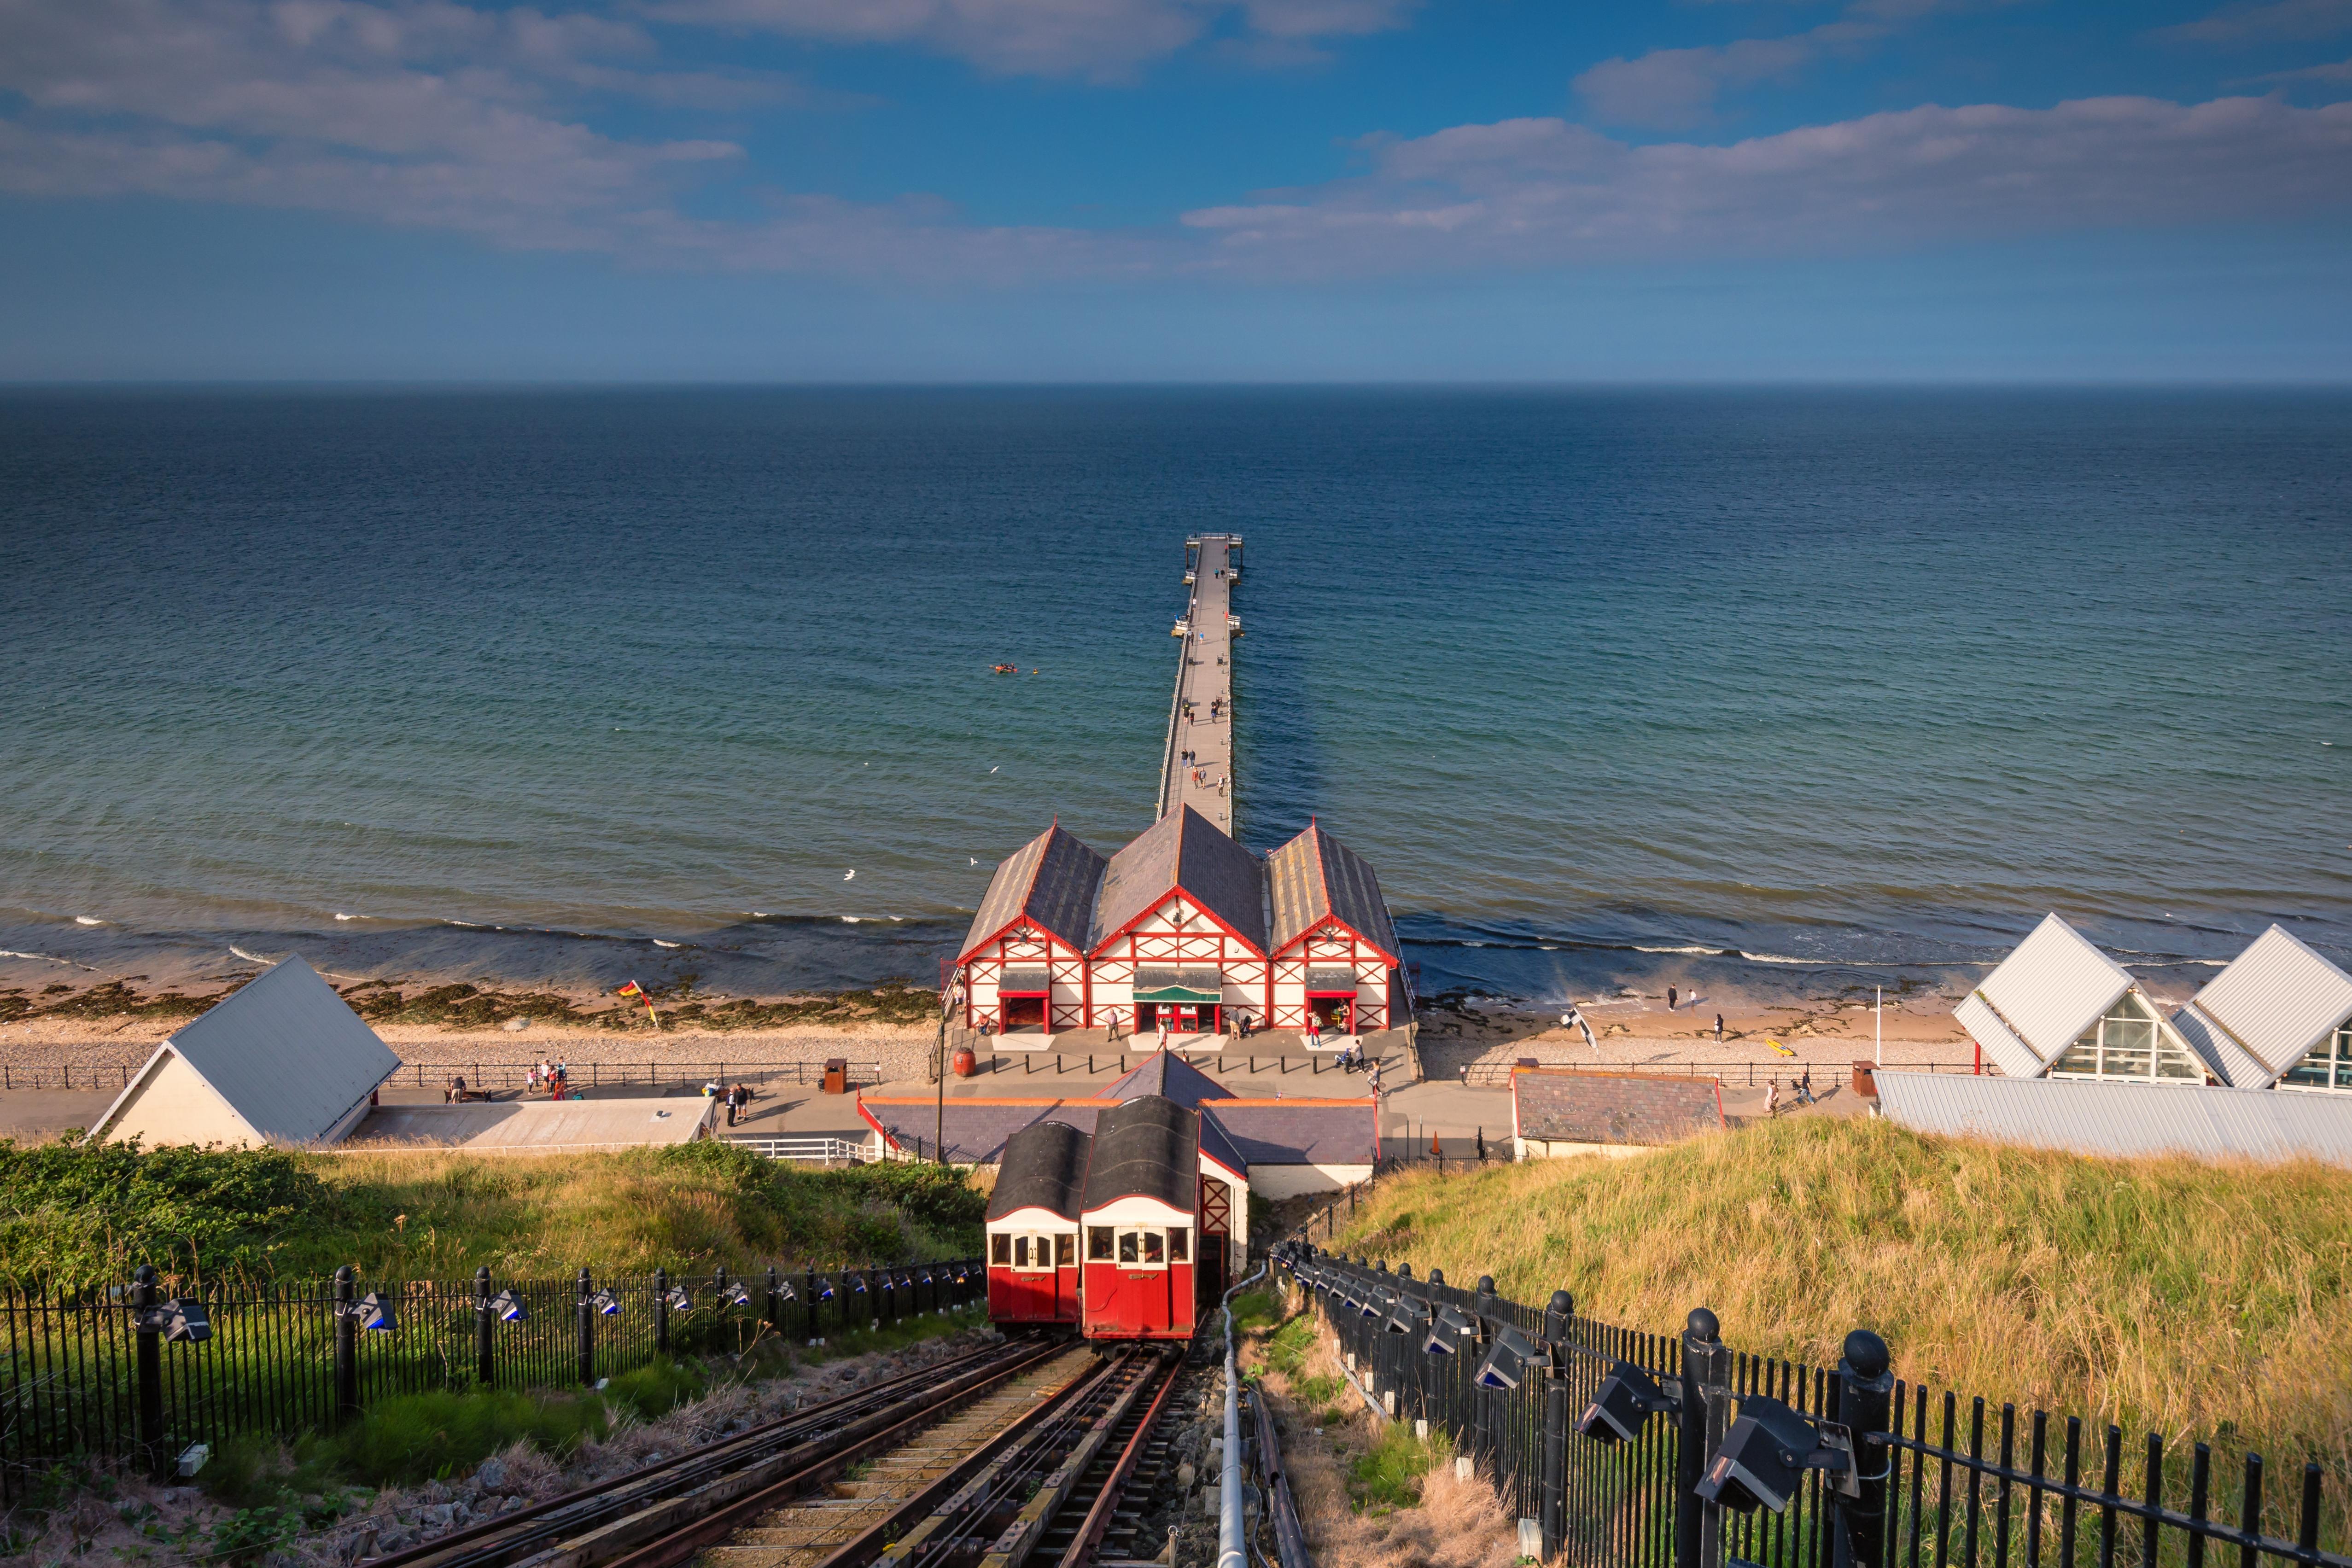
[951,807,1403,1040]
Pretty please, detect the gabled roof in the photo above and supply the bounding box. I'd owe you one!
[1955,914,2135,1075]
[1196,1110,1249,1180]
[1105,1049,1231,1109]
[959,823,1108,962]
[1090,805,1267,953]
[2173,926,2352,1089]
[96,956,401,1145]
[987,1120,1092,1223]
[1080,1095,1199,1213]
[1205,1102,1376,1166]
[1266,821,1401,960]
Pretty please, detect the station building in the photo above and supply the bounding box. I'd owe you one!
[953,807,1404,1039]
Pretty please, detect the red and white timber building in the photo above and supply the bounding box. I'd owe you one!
[1265,819,1405,1032]
[951,806,1404,1039]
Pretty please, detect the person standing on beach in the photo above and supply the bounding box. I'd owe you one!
[1668,985,1678,1011]
[1715,1013,1725,1042]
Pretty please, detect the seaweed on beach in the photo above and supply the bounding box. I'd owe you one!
[14,979,236,1024]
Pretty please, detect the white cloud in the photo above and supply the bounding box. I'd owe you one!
[1181,95,2352,274]
[2252,53,2352,80]
[634,0,1415,79]
[2157,0,2352,44]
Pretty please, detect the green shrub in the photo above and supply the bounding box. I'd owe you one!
[1349,1422,1443,1510]
[324,1388,610,1486]
[599,1359,709,1422]
[0,1136,329,1286]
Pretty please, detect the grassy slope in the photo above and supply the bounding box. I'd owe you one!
[0,1137,982,1285]
[1327,1117,2352,1477]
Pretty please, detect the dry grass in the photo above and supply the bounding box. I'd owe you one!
[1246,1285,1527,1568]
[1323,1116,2352,1527]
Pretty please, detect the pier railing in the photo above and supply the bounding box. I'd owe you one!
[0,1059,885,1095]
[1271,1245,2350,1568]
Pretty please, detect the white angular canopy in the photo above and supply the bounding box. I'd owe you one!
[2172,926,2352,1089]
[1953,913,2136,1078]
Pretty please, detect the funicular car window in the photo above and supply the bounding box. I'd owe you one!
[1117,1228,1167,1267]
[1168,1227,1189,1262]
[1014,1233,1056,1272]
[1088,1226,1114,1260]
[992,1234,1011,1265]
[1055,1233,1075,1266]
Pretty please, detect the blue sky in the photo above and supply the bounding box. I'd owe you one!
[3,0,2350,379]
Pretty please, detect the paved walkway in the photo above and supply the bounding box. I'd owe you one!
[1160,534,1240,831]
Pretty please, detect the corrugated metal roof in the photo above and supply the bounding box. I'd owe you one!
[347,1097,713,1150]
[1951,993,2044,1079]
[1091,806,1266,953]
[987,1120,1091,1222]
[958,824,1107,962]
[2170,1003,2272,1089]
[151,956,401,1145]
[1964,914,2133,1067]
[1081,1096,1198,1212]
[1874,1071,2352,1169]
[1266,822,1401,960]
[2183,925,2352,1083]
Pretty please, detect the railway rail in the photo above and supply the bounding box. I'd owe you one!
[362,1338,1186,1568]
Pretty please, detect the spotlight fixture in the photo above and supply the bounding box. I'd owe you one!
[354,1292,399,1333]
[1694,1395,1856,1515]
[136,1298,212,1344]
[1385,1296,1429,1336]
[589,1289,622,1317]
[1576,1361,1681,1444]
[665,1286,695,1312]
[817,1277,837,1300]
[723,1281,754,1308]
[778,1280,799,1303]
[490,1289,529,1323]
[1424,1304,1477,1357]
[1473,1323,1551,1391]
[852,1276,868,1294]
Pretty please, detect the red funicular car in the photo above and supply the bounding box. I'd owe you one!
[985,1119,1088,1329]
[1078,1095,1199,1342]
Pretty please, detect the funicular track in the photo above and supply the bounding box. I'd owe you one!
[362,1337,1188,1568]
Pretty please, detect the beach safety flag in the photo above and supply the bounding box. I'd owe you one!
[1765,1036,1798,1058]
[617,980,661,1028]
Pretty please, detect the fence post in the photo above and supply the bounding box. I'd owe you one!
[577,1268,595,1386]
[1835,1329,1894,1568]
[1679,1308,1732,1568]
[805,1268,820,1343]
[654,1268,671,1356]
[132,1264,164,1475]
[333,1265,360,1424]
[767,1266,784,1339]
[1541,1289,1573,1560]
[1420,1268,1444,1431]
[476,1267,495,1386]
[1474,1276,1500,1478]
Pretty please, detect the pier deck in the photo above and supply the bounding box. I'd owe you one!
[1157,533,1241,833]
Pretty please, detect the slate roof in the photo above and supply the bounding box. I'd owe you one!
[859,1090,1372,1172]
[1206,1102,1376,1166]
[959,823,1109,961]
[1875,1071,2352,1169]
[1081,1095,1199,1213]
[859,1098,1102,1166]
[98,956,401,1146]
[1955,914,2136,1077]
[2173,926,2352,1089]
[987,1120,1092,1223]
[1105,1050,1231,1109]
[1091,806,1267,953]
[1512,1069,1725,1147]
[1266,822,1401,960]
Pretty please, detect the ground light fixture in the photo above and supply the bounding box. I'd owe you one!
[590,1289,622,1317]
[665,1286,694,1313]
[1474,1323,1552,1391]
[137,1298,212,1343]
[1693,1394,1856,1514]
[490,1289,528,1323]
[817,1277,837,1300]
[1576,1361,1681,1443]
[723,1281,754,1308]
[1385,1295,1429,1336]
[353,1293,399,1333]
[777,1279,798,1303]
[852,1276,868,1294]
[1356,1289,1384,1321]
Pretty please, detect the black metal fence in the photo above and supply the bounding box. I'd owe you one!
[1274,1245,2348,1568]
[0,1060,885,1094]
[0,1257,979,1501]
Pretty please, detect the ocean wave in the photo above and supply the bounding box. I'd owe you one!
[0,949,95,968]
[652,939,683,949]
[228,945,281,964]
[1632,944,1728,956]
[74,916,105,926]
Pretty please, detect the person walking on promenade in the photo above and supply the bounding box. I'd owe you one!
[1765,1078,1781,1118]
[1797,1066,1815,1105]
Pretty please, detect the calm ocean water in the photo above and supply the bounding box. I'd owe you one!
[2,387,2346,1007]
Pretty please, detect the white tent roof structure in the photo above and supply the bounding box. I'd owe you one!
[93,956,402,1147]
[1952,913,2137,1078]
[2171,926,2352,1090]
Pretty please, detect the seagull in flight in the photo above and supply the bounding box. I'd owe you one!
[970,857,979,866]
[989,766,999,774]
[843,869,856,881]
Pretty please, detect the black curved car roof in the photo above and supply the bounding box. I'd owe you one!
[986,1119,1091,1223]
[1080,1094,1198,1214]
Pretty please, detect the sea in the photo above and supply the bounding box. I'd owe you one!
[2,387,2346,1011]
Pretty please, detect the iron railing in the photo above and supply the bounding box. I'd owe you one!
[0,1060,885,1095]
[0,1257,980,1501]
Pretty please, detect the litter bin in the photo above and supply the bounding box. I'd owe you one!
[821,1057,849,1095]
[1852,1061,1878,1098]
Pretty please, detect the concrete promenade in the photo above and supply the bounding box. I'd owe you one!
[1158,534,1240,832]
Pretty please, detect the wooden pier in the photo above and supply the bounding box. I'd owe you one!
[1156,533,1242,833]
